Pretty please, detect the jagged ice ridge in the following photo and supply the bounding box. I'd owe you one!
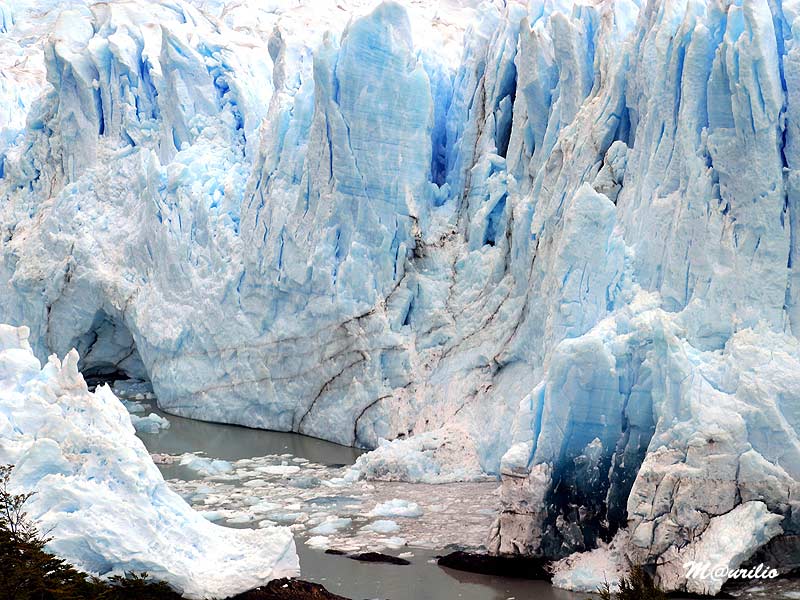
[0,324,298,598]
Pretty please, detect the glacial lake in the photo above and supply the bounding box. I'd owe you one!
[133,400,797,600]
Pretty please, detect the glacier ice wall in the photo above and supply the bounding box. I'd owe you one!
[2,0,800,591]
[0,324,298,598]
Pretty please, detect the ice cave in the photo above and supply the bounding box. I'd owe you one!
[69,310,148,385]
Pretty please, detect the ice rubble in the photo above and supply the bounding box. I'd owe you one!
[2,0,800,594]
[150,447,501,554]
[0,324,298,599]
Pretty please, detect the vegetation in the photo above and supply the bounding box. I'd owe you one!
[593,565,668,600]
[0,464,180,600]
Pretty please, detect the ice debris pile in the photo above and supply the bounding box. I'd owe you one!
[2,0,800,593]
[0,324,298,598]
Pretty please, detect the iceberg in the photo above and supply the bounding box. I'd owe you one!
[0,324,298,598]
[1,0,800,593]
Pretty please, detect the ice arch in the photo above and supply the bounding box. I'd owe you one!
[67,310,148,388]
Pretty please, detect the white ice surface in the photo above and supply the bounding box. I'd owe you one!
[0,324,298,599]
[369,499,423,518]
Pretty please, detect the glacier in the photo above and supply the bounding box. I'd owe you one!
[2,0,800,594]
[0,324,298,598]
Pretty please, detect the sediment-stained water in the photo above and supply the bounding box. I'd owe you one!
[133,400,585,600]
[133,397,799,600]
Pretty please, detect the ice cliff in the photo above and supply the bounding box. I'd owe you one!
[0,324,298,598]
[2,0,800,593]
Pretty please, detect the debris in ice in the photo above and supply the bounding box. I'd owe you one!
[154,449,498,554]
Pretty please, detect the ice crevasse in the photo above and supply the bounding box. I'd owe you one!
[2,0,800,594]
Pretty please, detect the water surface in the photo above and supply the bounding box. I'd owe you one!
[136,404,588,600]
[135,402,798,600]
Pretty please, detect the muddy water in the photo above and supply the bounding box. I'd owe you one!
[135,403,798,600]
[135,405,590,600]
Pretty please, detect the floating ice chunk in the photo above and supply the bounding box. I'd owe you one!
[373,536,407,550]
[257,465,302,476]
[287,475,321,489]
[269,511,306,524]
[120,399,146,414]
[306,536,331,549]
[226,513,257,525]
[369,499,422,518]
[179,454,234,477]
[150,454,177,465]
[130,412,171,434]
[309,517,352,535]
[361,520,400,534]
[243,478,269,487]
[198,510,224,522]
[258,519,278,528]
[250,500,282,513]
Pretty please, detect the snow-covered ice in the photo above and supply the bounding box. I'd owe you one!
[0,324,298,598]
